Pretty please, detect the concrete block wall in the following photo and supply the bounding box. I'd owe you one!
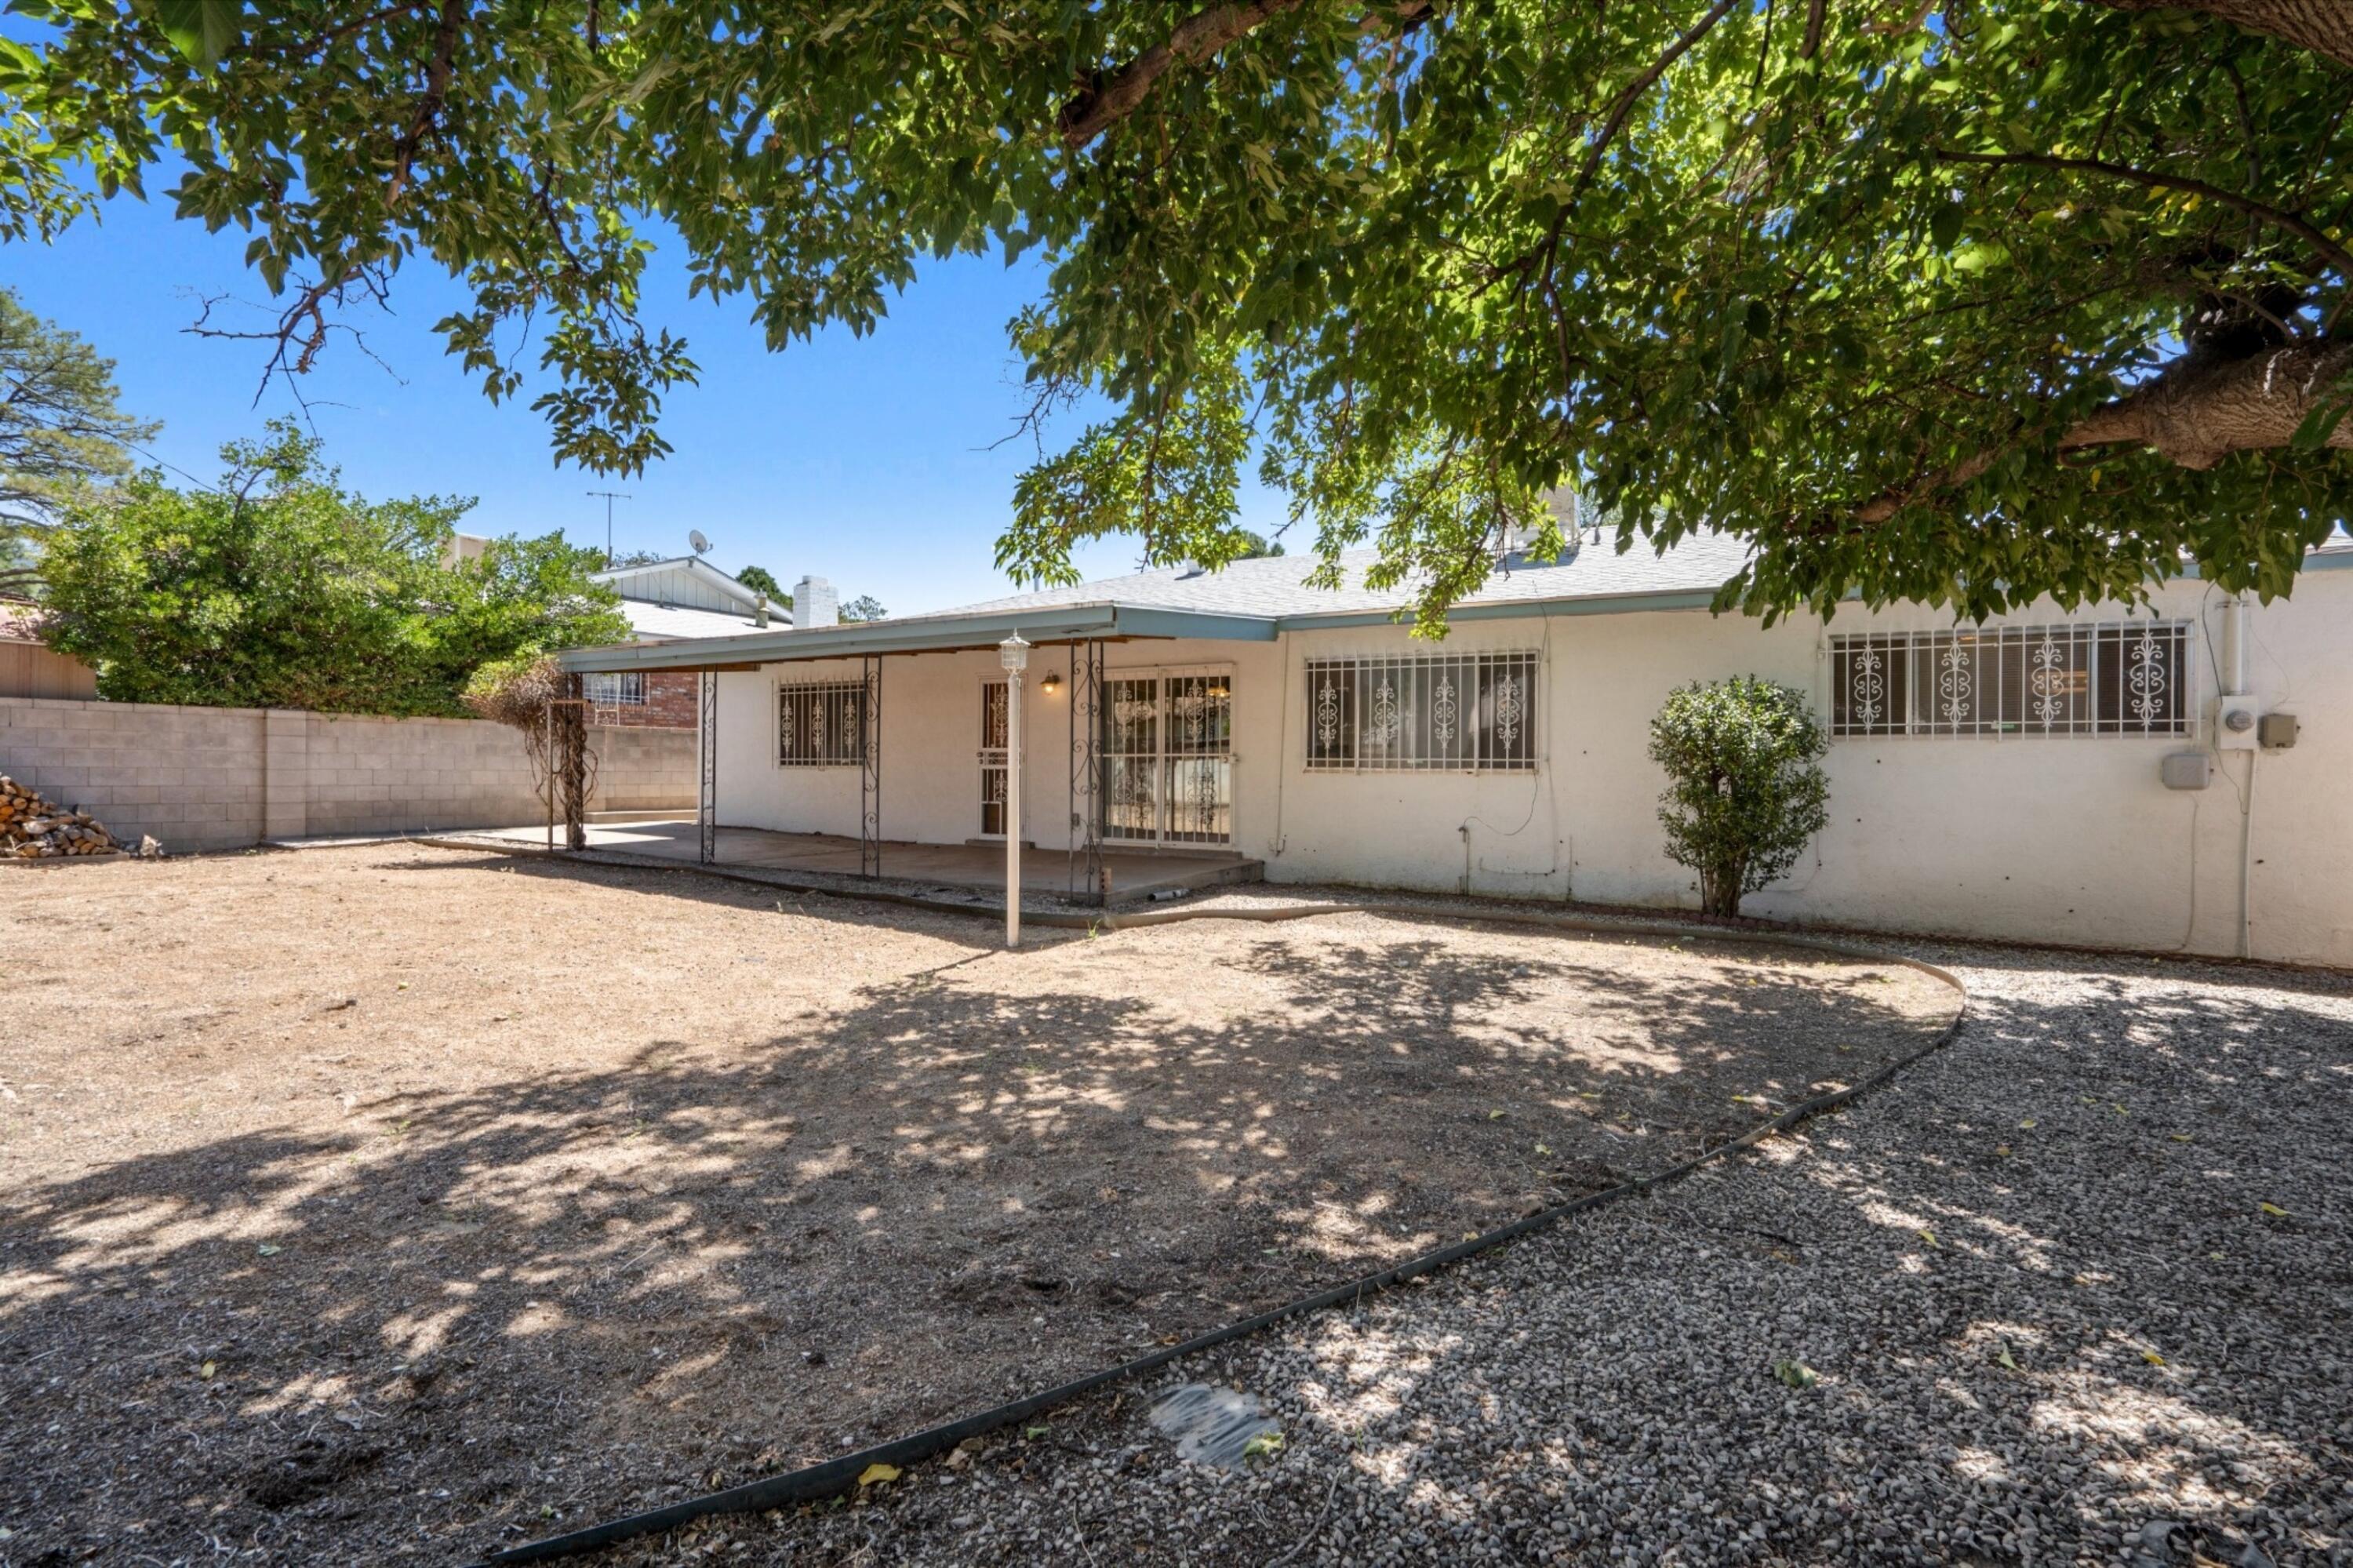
[0,698,267,852]
[0,697,694,853]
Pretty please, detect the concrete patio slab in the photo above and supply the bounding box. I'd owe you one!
[458,817,1263,903]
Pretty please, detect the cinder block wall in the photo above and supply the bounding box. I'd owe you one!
[0,697,695,853]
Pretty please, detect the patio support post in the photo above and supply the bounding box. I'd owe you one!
[860,654,882,878]
[560,673,589,851]
[1067,639,1106,905]
[697,671,717,866]
[1000,635,1031,948]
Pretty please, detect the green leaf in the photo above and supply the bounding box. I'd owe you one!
[1929,201,1964,250]
[137,0,244,66]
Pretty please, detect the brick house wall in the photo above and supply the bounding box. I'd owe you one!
[587,670,700,728]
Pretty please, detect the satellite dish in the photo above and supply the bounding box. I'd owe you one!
[688,529,711,556]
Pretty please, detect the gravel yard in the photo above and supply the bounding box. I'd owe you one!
[597,944,2353,1567]
[0,843,1951,1566]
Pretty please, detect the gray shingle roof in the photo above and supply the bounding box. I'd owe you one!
[622,602,777,640]
[935,533,1755,622]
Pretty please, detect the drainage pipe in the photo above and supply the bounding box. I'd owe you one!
[460,879,1965,1568]
[2220,595,2255,959]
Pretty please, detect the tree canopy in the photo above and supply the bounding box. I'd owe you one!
[5,0,2348,625]
[733,563,784,598]
[0,284,158,593]
[38,422,629,715]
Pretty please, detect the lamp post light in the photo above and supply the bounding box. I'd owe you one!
[999,634,1031,948]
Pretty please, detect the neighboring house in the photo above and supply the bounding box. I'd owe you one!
[0,598,96,700]
[446,535,821,726]
[560,535,2353,966]
[582,555,791,726]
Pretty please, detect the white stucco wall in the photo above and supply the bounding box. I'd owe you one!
[710,566,2353,966]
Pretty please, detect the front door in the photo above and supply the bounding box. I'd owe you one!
[979,679,1009,836]
[1102,669,1233,847]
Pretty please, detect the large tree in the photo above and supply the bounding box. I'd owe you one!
[4,0,2348,624]
[0,285,158,594]
[38,421,629,715]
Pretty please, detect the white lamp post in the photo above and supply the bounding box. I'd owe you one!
[999,633,1030,948]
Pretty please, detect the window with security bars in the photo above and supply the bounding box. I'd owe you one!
[1829,621,2195,738]
[1305,652,1539,771]
[777,680,867,766]
[584,672,646,706]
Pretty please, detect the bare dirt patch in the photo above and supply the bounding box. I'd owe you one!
[0,844,1953,1564]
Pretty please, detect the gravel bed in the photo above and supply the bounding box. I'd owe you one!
[598,944,2353,1567]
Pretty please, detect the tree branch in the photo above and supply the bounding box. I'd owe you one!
[1059,0,1305,147]
[1570,0,1742,206]
[1799,0,1826,58]
[1057,0,1434,148]
[1846,337,2353,525]
[2083,0,2353,75]
[1933,146,2353,279]
[2055,338,2353,467]
[388,0,467,206]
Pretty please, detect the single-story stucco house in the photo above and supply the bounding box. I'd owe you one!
[558,531,2352,968]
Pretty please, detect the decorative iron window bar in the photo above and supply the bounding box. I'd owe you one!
[1304,652,1539,771]
[1829,620,2195,738]
[777,679,869,766]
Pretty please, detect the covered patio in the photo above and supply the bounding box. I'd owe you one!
[461,818,1264,902]
[555,600,1278,923]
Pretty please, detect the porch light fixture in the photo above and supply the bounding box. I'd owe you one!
[1040,670,1062,696]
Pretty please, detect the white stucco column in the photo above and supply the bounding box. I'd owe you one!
[1000,634,1031,948]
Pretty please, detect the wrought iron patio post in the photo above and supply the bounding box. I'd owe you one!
[697,671,717,865]
[1067,638,1105,904]
[860,654,882,878]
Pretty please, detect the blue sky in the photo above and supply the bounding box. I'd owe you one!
[6,185,1291,617]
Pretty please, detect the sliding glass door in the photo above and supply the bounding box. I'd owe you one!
[1101,670,1232,847]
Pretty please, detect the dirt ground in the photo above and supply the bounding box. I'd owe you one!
[0,844,1954,1565]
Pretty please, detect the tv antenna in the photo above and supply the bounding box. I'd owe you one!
[587,490,632,566]
[689,529,712,556]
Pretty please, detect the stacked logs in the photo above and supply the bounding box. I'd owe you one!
[0,775,137,858]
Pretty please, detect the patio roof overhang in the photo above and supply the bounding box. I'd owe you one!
[554,602,1278,675]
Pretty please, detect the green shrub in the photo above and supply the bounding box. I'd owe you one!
[1647,676,1829,918]
[38,422,627,716]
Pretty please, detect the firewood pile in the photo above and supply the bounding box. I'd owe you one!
[0,775,152,859]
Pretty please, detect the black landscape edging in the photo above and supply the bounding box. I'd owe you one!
[460,878,1967,1567]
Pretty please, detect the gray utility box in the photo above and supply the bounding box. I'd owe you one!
[2259,711,2300,750]
[2160,751,2214,790]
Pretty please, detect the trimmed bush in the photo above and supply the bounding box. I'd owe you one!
[1647,676,1829,918]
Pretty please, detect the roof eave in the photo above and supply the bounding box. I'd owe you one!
[555,602,1276,674]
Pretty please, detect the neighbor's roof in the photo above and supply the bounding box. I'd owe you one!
[936,533,1757,622]
[591,555,773,613]
[621,602,776,641]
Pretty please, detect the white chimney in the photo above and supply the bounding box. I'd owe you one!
[795,575,838,628]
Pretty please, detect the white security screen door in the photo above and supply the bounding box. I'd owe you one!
[1102,670,1233,846]
[980,679,1009,836]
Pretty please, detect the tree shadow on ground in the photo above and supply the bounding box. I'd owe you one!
[0,852,1953,1566]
